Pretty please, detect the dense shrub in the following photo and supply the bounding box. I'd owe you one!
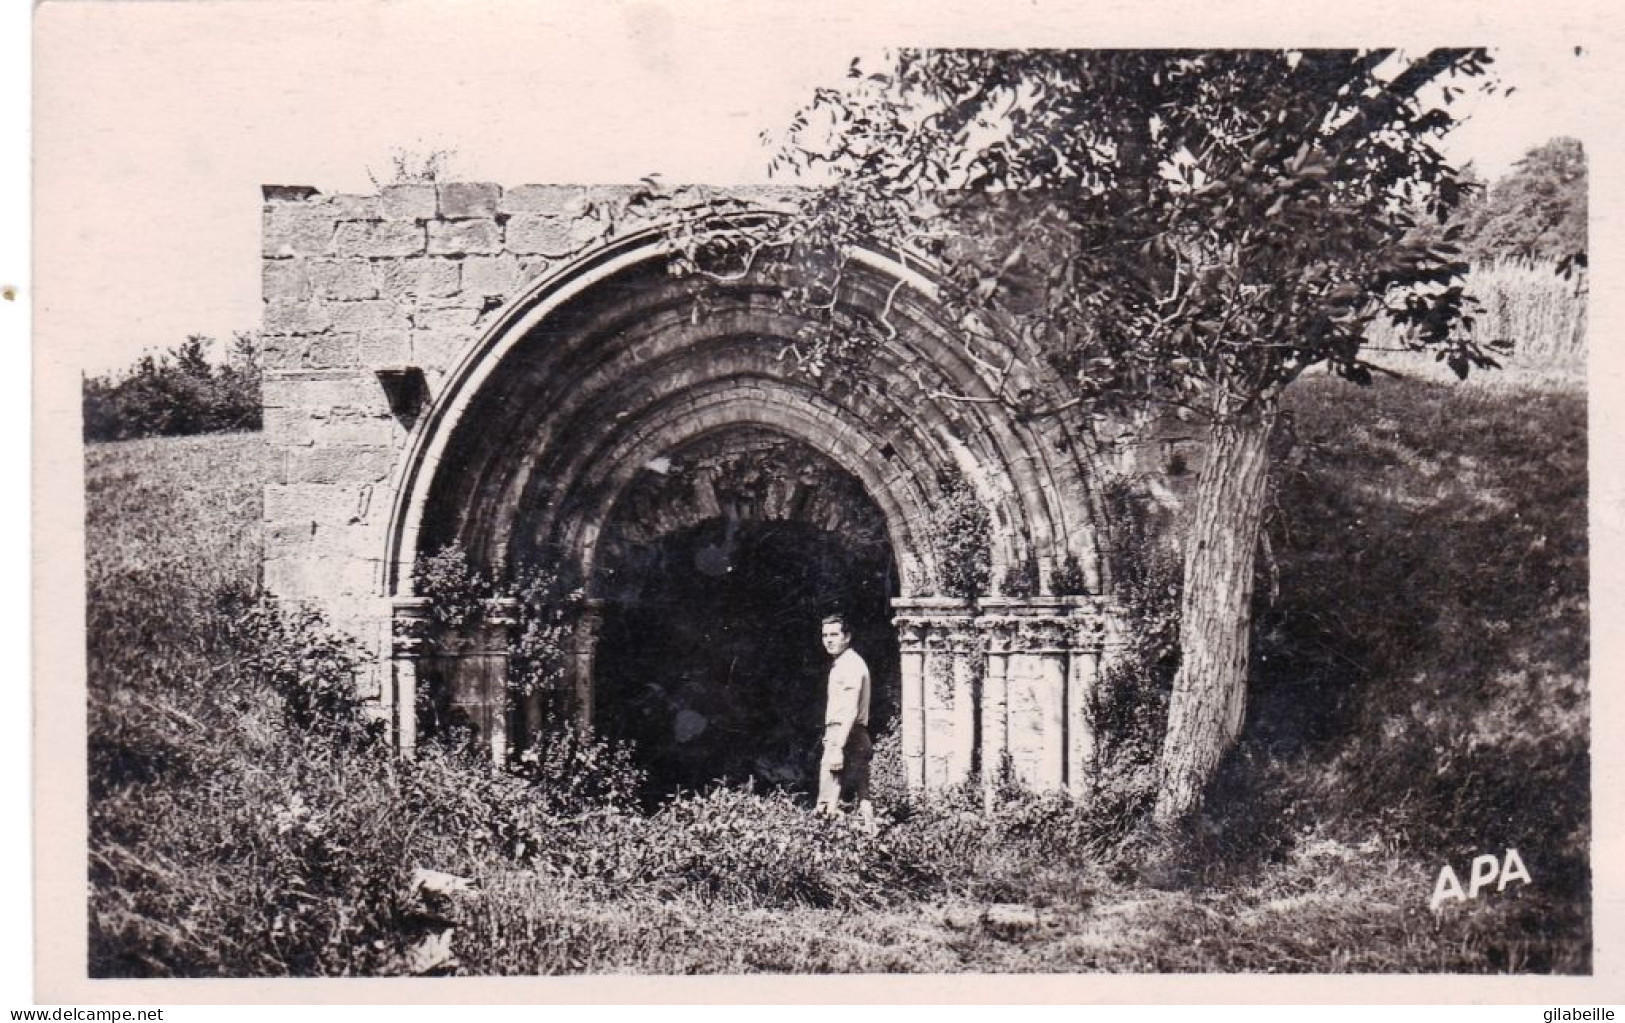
[83,334,262,442]
[412,542,584,724]
[223,593,380,743]
[1090,475,1182,819]
[552,787,941,909]
[512,722,646,817]
[927,467,992,598]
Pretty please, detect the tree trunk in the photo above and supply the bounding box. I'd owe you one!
[1152,401,1276,824]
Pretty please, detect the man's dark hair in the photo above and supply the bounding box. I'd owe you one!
[821,612,850,634]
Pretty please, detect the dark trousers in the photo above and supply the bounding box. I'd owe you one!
[817,725,872,808]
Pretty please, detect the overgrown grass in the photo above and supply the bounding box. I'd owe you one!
[85,368,1589,974]
[1370,257,1587,382]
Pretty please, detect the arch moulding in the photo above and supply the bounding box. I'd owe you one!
[258,182,1120,797]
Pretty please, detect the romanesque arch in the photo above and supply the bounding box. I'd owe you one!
[258,183,1118,797]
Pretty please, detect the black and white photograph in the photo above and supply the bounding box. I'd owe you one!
[29,0,1623,1003]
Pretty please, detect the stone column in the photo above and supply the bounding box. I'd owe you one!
[1066,609,1115,802]
[976,595,1121,797]
[947,627,981,785]
[393,596,518,766]
[894,617,928,792]
[478,598,520,766]
[1025,616,1071,790]
[892,598,977,793]
[977,616,1015,802]
[570,600,607,734]
[389,597,434,757]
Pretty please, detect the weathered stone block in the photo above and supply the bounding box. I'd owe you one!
[263,206,335,257]
[308,260,381,300]
[438,182,501,219]
[286,445,397,485]
[517,256,554,285]
[327,193,382,220]
[334,221,426,258]
[266,514,379,560]
[259,334,310,373]
[414,305,482,332]
[262,261,310,302]
[428,218,501,255]
[261,402,320,445]
[329,299,410,333]
[263,372,386,417]
[352,669,384,701]
[315,413,399,447]
[264,482,366,523]
[357,329,412,365]
[380,183,437,221]
[459,254,521,298]
[263,300,334,335]
[497,184,591,217]
[264,516,316,554]
[504,213,574,256]
[380,258,461,300]
[263,553,380,602]
[412,328,476,372]
[302,332,360,369]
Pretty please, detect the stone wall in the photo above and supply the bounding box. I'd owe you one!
[261,182,667,697]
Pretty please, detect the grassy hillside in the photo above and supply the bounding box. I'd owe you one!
[84,374,1588,975]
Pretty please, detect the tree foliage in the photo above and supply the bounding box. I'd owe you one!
[762,49,1504,397]
[1416,137,1587,266]
[83,333,263,443]
[731,49,1503,822]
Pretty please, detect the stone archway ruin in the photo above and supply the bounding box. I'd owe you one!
[260,181,1122,799]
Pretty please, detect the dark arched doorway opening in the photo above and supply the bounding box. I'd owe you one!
[590,431,899,799]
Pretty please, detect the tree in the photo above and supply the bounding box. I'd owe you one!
[707,49,1503,822]
[1449,137,1586,264]
[82,332,262,442]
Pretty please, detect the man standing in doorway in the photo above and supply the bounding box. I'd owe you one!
[816,613,874,820]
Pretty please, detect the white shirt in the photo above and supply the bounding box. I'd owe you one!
[824,647,871,739]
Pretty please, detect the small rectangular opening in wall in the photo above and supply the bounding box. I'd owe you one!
[377,366,428,423]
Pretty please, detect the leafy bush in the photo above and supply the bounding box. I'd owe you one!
[90,585,417,975]
[1415,137,1586,265]
[1090,475,1182,819]
[224,594,380,743]
[513,722,646,817]
[83,334,262,442]
[1001,554,1041,598]
[413,542,583,697]
[928,467,991,598]
[1052,553,1090,596]
[597,787,940,908]
[865,722,909,808]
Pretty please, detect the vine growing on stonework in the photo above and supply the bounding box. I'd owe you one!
[926,467,991,600]
[411,542,583,699]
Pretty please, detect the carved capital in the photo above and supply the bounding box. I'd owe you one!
[894,617,931,652]
[1070,613,1112,652]
[892,598,975,655]
[976,616,1018,654]
[390,598,434,659]
[483,597,522,631]
[1017,616,1074,654]
[945,624,983,656]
